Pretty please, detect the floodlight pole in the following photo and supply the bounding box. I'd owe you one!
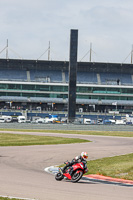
[48,41,50,60]
[6,39,8,59]
[131,45,133,64]
[89,43,92,62]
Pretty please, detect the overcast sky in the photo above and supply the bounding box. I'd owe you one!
[0,0,133,63]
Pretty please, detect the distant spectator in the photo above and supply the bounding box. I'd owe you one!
[117,79,120,85]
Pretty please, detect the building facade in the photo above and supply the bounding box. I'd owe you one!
[0,58,133,113]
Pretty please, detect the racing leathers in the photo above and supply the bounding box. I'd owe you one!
[62,155,87,175]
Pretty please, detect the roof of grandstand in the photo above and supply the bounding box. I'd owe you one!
[0,58,133,73]
[0,58,133,86]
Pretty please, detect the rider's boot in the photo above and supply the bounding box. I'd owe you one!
[59,168,63,174]
[69,167,74,176]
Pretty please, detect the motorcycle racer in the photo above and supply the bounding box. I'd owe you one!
[62,152,88,174]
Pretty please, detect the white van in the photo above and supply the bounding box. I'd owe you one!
[0,117,6,123]
[17,116,26,123]
[115,119,126,125]
[44,117,58,123]
[108,119,116,124]
[84,118,91,124]
[35,118,45,123]
[2,115,12,123]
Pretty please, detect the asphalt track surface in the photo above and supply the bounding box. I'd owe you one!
[0,131,133,200]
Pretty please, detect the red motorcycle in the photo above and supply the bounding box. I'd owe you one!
[55,161,88,183]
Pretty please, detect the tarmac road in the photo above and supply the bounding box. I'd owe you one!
[0,131,133,200]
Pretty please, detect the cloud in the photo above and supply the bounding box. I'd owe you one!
[0,0,133,63]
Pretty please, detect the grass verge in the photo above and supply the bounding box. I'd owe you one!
[0,128,133,137]
[86,153,133,180]
[0,133,89,146]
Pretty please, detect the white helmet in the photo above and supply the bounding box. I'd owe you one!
[81,152,88,160]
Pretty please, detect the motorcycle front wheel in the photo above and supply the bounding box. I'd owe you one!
[71,170,83,183]
[55,172,64,181]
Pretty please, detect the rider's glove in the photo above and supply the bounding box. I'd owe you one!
[72,159,76,163]
[66,161,70,166]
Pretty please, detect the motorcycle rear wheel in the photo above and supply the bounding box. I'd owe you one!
[55,172,64,181]
[71,170,83,183]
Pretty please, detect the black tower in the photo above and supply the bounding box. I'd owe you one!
[68,29,78,122]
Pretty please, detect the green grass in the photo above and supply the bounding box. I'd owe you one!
[0,128,133,137]
[0,133,89,146]
[86,153,133,180]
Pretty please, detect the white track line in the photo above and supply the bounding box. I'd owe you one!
[0,195,38,200]
[44,166,59,175]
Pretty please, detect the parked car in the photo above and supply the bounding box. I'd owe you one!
[103,120,112,125]
[97,118,103,124]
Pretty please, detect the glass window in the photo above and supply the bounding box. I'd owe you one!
[121,88,133,94]
[120,97,128,100]
[77,87,90,93]
[51,86,63,92]
[15,84,21,89]
[126,97,133,100]
[7,84,21,90]
[50,86,68,92]
[50,94,57,98]
[0,84,8,89]
[22,84,35,90]
[105,96,119,100]
[77,95,89,99]
[63,94,68,99]
[6,92,20,96]
[36,85,50,91]
[106,87,120,94]
[93,87,106,93]
[91,95,99,99]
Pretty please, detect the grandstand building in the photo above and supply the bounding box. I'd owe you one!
[0,58,133,113]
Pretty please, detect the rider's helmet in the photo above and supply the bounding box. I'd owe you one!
[81,152,88,160]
